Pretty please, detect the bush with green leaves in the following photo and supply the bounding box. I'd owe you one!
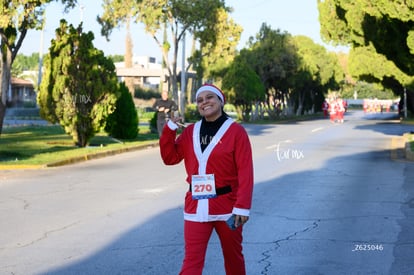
[184,104,201,122]
[150,112,158,134]
[105,82,139,139]
[134,87,160,100]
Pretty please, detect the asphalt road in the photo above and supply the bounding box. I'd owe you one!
[0,110,413,275]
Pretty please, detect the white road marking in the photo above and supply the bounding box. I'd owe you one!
[266,140,292,150]
[311,127,324,132]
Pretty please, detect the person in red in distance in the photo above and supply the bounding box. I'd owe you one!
[159,83,254,275]
[337,98,345,123]
[329,99,338,123]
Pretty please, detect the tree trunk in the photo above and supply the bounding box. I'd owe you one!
[295,89,306,116]
[252,101,259,121]
[0,102,5,136]
[124,16,135,95]
[407,90,414,114]
[171,35,179,106]
[285,91,295,116]
[0,48,12,135]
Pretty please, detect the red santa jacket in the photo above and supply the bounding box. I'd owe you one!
[160,118,254,222]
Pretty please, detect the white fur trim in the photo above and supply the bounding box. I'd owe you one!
[167,119,179,130]
[184,212,232,222]
[232,207,250,216]
[195,85,224,103]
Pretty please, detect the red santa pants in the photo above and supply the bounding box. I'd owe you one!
[179,220,246,275]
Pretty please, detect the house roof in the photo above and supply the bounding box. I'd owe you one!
[11,77,34,87]
[116,67,167,78]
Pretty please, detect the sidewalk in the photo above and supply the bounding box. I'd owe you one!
[4,118,51,127]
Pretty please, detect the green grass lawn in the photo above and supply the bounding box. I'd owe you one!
[0,125,159,168]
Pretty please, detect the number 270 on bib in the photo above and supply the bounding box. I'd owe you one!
[191,174,217,199]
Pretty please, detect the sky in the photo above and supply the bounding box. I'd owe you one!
[19,0,347,60]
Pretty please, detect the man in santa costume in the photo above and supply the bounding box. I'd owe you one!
[159,83,254,275]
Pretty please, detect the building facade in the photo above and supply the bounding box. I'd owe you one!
[7,77,36,108]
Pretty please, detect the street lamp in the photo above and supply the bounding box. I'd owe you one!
[180,32,186,122]
[79,2,85,23]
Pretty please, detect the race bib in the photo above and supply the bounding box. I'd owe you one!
[191,174,217,200]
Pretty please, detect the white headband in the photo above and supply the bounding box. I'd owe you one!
[195,85,225,103]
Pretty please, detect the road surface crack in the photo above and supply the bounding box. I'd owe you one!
[17,222,79,248]
[258,219,320,275]
[11,196,30,210]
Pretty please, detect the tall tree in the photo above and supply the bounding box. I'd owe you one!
[197,7,242,81]
[292,35,343,115]
[98,0,136,95]
[38,20,118,147]
[318,0,414,111]
[0,0,77,135]
[12,53,40,76]
[245,23,299,117]
[222,56,265,122]
[98,0,230,113]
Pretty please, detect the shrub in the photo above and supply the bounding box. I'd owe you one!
[134,87,160,100]
[149,111,158,133]
[105,82,139,139]
[185,104,201,122]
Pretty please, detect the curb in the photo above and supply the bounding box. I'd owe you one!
[391,136,405,160]
[403,133,414,161]
[0,142,159,170]
[0,164,44,170]
[46,142,159,167]
[390,134,413,162]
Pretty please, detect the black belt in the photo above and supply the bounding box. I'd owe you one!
[189,185,232,195]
